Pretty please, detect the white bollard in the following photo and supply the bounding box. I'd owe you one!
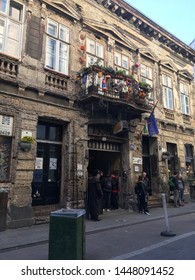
[160,193,176,237]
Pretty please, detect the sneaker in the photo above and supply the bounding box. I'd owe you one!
[139,211,144,214]
[145,212,150,216]
[93,218,101,221]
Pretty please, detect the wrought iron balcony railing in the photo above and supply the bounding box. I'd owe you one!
[77,65,152,109]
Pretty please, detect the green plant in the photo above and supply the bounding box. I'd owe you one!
[21,136,34,143]
[139,81,151,89]
[116,69,126,75]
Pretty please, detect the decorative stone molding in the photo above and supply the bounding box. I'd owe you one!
[164,108,175,120]
[0,56,18,77]
[45,71,68,90]
[94,0,195,63]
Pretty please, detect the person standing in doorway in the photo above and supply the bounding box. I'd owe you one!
[88,169,103,221]
[178,173,185,206]
[111,171,119,210]
[142,171,151,196]
[135,175,150,215]
[102,173,112,211]
[99,170,105,214]
[172,171,180,208]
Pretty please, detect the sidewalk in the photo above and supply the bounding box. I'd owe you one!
[0,202,195,252]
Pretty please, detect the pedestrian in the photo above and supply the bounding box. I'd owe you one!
[102,173,112,211]
[135,175,150,215]
[142,171,151,196]
[99,171,105,214]
[172,171,180,208]
[111,171,119,210]
[88,169,103,221]
[178,173,185,206]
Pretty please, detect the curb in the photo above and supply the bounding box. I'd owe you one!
[0,208,194,253]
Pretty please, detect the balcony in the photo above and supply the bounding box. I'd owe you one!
[77,65,152,120]
[0,54,18,78]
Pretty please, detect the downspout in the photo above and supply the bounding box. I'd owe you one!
[72,120,75,208]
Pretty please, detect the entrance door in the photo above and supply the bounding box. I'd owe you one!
[167,143,179,175]
[142,136,152,195]
[32,122,62,206]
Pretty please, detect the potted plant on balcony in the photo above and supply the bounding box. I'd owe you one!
[20,136,34,151]
[139,81,152,92]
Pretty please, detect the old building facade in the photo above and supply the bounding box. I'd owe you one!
[0,0,195,229]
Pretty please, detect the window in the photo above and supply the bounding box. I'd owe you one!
[180,83,190,115]
[0,0,7,13]
[114,52,129,73]
[162,74,173,110]
[0,0,23,58]
[46,19,69,75]
[141,64,152,83]
[86,38,104,67]
[185,144,194,178]
[141,64,153,100]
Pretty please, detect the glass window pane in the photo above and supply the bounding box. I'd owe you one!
[48,20,57,37]
[49,126,62,141]
[59,42,68,74]
[8,21,19,40]
[168,89,173,109]
[87,39,95,54]
[9,1,23,21]
[141,65,146,77]
[122,56,128,69]
[46,37,56,69]
[0,18,5,51]
[162,74,166,85]
[7,22,19,56]
[167,76,172,87]
[37,124,46,140]
[0,0,7,13]
[115,52,121,66]
[59,25,69,42]
[96,43,103,58]
[147,67,152,79]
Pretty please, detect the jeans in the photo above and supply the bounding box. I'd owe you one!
[179,188,184,204]
[174,189,179,207]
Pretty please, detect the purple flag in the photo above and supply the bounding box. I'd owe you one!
[148,112,159,136]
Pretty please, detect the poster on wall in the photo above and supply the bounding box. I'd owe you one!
[35,158,43,169]
[49,158,57,170]
[133,157,142,165]
[0,115,13,136]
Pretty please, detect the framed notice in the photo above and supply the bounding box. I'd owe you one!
[0,115,13,136]
[134,165,139,172]
[133,157,142,165]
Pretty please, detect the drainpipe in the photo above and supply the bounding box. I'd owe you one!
[75,138,89,209]
[72,121,75,208]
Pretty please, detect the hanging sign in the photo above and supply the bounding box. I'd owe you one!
[133,157,142,165]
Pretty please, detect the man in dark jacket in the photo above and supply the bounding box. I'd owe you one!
[135,175,150,215]
[102,173,113,211]
[88,169,103,221]
[142,171,151,195]
[172,171,180,208]
[111,172,119,210]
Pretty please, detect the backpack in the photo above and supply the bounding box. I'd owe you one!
[169,176,175,191]
[103,178,112,192]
